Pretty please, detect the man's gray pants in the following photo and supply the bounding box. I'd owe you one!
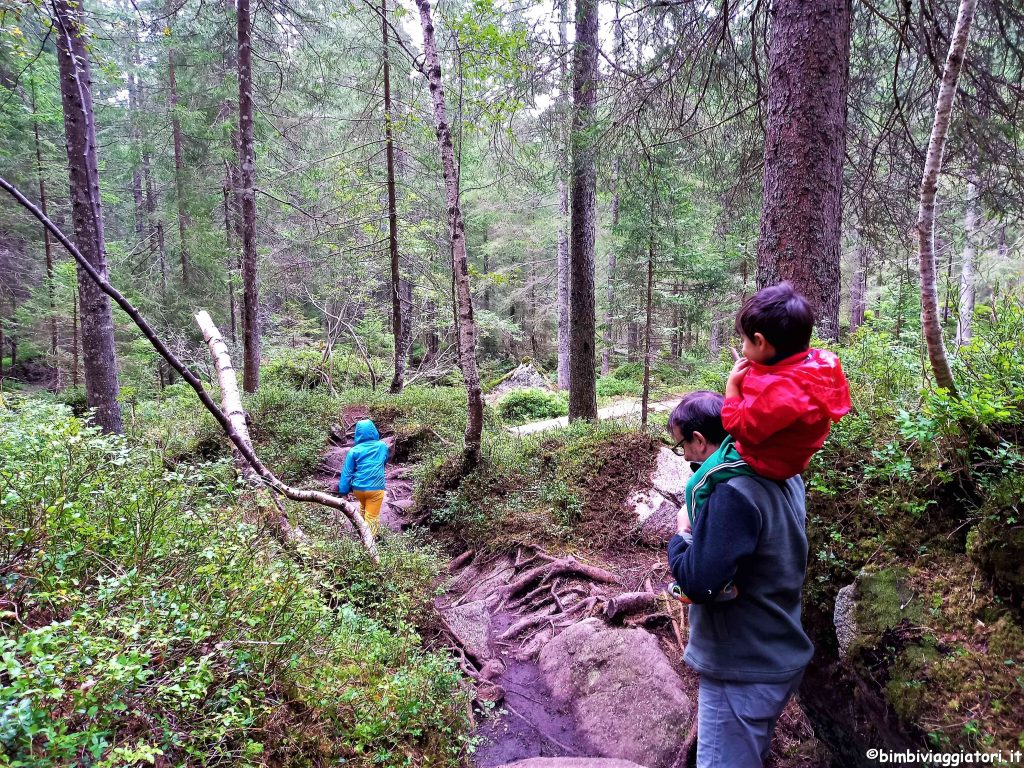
[696,669,805,767]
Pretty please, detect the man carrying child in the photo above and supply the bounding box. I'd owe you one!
[667,283,850,767]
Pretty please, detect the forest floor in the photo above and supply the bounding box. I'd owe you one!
[318,405,829,768]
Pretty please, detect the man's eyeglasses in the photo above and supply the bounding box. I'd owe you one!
[671,438,687,457]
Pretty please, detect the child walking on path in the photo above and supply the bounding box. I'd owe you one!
[338,419,390,536]
[684,282,851,530]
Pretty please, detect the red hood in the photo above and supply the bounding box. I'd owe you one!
[749,348,852,422]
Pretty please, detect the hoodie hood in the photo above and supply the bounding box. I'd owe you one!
[765,348,852,422]
[353,419,380,445]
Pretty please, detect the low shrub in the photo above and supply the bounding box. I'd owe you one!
[0,398,472,767]
[496,388,567,424]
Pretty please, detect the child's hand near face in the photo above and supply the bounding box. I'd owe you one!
[725,357,751,400]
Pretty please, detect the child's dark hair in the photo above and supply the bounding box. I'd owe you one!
[735,282,814,359]
[668,391,727,444]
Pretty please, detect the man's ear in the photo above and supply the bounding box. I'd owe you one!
[691,431,706,450]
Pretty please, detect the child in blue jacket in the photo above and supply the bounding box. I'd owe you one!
[338,419,389,535]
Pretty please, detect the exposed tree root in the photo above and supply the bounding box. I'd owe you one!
[604,591,662,624]
[500,556,619,602]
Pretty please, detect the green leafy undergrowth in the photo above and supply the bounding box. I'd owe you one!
[496,388,568,425]
[135,375,470,483]
[0,398,471,767]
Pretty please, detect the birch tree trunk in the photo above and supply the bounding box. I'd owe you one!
[53,0,123,434]
[555,0,570,390]
[916,0,978,394]
[415,0,484,464]
[955,169,980,347]
[568,0,599,421]
[238,0,261,393]
[757,0,851,340]
[383,0,408,394]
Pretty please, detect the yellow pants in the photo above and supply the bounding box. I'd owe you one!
[353,490,385,535]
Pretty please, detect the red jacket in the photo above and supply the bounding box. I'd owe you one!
[721,348,851,480]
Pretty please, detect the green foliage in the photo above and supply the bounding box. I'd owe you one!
[416,417,645,552]
[262,347,377,391]
[496,388,567,424]
[0,398,471,767]
[595,375,642,398]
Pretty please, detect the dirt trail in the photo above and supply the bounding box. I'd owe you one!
[318,409,827,768]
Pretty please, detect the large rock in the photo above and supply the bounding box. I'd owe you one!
[492,363,550,398]
[537,619,691,768]
[441,600,492,664]
[497,760,646,768]
[833,583,858,660]
[650,447,692,500]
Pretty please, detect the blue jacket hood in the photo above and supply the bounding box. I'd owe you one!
[354,419,380,444]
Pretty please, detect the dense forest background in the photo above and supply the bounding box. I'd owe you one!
[2,0,1024,765]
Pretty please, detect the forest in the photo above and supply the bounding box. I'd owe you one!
[1,0,1023,763]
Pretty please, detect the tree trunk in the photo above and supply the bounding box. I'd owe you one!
[383,0,407,394]
[640,226,655,426]
[602,2,622,378]
[72,287,79,387]
[916,0,977,395]
[555,0,571,390]
[31,81,58,358]
[416,0,484,464]
[603,157,619,376]
[756,0,851,340]
[167,4,192,288]
[127,67,145,242]
[238,0,261,393]
[142,147,166,297]
[568,0,599,421]
[955,169,980,347]
[557,178,570,388]
[222,182,237,343]
[53,0,123,433]
[850,241,868,333]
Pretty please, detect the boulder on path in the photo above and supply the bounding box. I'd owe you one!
[537,618,691,768]
[497,760,646,768]
[491,363,550,399]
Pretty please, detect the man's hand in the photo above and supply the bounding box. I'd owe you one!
[677,506,692,535]
[725,357,751,399]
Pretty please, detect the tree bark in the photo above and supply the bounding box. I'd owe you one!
[555,0,570,390]
[756,0,851,341]
[557,178,570,388]
[416,0,484,464]
[568,0,599,421]
[166,3,192,288]
[53,0,123,433]
[238,0,261,393]
[955,169,980,347]
[916,0,977,395]
[383,0,407,394]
